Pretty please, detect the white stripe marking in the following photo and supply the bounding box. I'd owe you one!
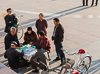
[99,15,100,18]
[88,15,93,18]
[74,15,82,18]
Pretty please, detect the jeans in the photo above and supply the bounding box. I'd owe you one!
[55,43,65,64]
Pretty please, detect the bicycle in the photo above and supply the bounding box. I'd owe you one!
[16,15,24,40]
[59,49,92,74]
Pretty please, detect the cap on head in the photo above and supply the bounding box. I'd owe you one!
[27,27,32,31]
[10,27,16,31]
[7,8,12,12]
[11,41,18,46]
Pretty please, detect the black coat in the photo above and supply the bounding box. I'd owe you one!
[4,47,24,67]
[4,33,19,50]
[4,14,18,33]
[52,24,64,44]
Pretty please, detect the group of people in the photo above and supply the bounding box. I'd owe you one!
[83,0,98,6]
[4,8,65,73]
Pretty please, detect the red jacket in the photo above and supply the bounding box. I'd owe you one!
[34,36,51,51]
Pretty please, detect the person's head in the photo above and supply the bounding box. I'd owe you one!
[39,31,45,38]
[7,8,12,15]
[53,18,60,26]
[10,27,16,36]
[35,43,41,51]
[11,41,17,49]
[39,13,44,20]
[27,27,32,34]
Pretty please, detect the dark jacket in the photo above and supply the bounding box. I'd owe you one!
[34,36,51,51]
[36,19,48,35]
[4,14,18,33]
[4,47,24,67]
[4,33,19,50]
[24,31,38,44]
[52,24,64,44]
[31,49,49,67]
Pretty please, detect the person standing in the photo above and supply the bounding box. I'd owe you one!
[91,0,98,6]
[4,8,20,33]
[83,0,88,6]
[35,13,48,35]
[52,18,65,66]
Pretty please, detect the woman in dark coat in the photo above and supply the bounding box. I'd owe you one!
[23,27,38,45]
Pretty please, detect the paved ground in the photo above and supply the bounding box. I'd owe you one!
[0,0,100,74]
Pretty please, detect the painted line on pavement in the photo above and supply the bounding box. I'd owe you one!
[14,9,60,17]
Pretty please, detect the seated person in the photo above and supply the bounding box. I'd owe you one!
[23,27,38,45]
[4,41,29,69]
[31,43,49,73]
[4,27,22,50]
[33,31,51,60]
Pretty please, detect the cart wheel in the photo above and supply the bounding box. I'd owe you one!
[17,25,24,40]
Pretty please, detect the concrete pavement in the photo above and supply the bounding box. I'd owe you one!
[0,0,100,74]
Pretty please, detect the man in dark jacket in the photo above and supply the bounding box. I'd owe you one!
[31,43,49,73]
[4,41,29,69]
[83,0,88,6]
[52,18,65,66]
[35,13,48,35]
[91,0,98,6]
[4,8,19,33]
[4,27,22,50]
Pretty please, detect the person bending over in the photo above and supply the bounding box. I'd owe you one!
[30,43,49,73]
[4,41,29,69]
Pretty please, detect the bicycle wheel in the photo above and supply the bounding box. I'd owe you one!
[17,25,24,40]
[76,56,91,73]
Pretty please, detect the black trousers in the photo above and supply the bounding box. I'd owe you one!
[83,0,88,5]
[91,0,98,5]
[10,60,29,69]
[31,60,47,70]
[55,43,65,64]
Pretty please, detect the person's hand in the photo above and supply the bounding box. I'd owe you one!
[18,24,21,26]
[47,50,50,53]
[29,42,33,45]
[20,44,23,47]
[16,47,21,49]
[52,36,54,41]
[22,49,24,53]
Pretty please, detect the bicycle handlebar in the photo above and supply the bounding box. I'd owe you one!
[63,50,79,56]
